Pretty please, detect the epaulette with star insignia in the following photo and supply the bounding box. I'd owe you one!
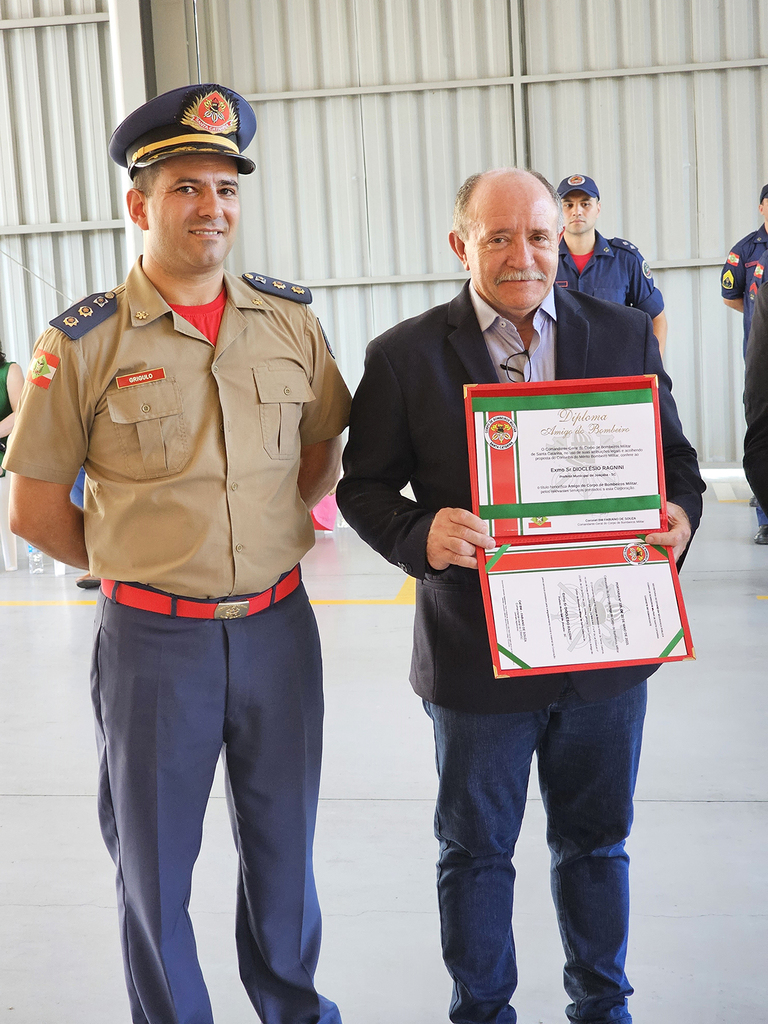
[609,238,653,278]
[50,291,118,340]
[242,273,312,304]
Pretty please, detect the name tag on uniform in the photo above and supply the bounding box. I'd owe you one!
[115,367,166,389]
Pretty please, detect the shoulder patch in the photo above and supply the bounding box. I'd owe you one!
[242,273,312,304]
[50,290,118,340]
[722,269,735,290]
[727,250,740,266]
[27,349,60,390]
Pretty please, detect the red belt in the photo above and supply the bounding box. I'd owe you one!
[100,565,301,620]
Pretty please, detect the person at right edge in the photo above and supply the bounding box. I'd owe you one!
[743,279,768,523]
[337,169,705,1024]
[722,183,768,542]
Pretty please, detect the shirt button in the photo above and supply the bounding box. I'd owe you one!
[283,386,291,395]
[235,543,243,552]
[500,320,507,327]
[141,404,151,413]
[230,482,238,491]
[212,366,219,374]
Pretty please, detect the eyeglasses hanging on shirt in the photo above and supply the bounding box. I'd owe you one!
[499,347,532,383]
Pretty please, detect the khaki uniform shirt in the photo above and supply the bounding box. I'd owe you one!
[5,260,351,598]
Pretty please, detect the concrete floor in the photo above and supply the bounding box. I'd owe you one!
[0,476,766,1023]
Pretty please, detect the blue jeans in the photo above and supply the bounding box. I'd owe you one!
[425,682,647,1024]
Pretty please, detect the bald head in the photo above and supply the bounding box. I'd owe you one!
[448,168,563,329]
[453,169,562,240]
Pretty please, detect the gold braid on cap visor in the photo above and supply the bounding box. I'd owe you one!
[131,133,240,164]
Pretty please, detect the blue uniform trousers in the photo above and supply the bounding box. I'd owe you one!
[91,582,340,1024]
[425,682,647,1024]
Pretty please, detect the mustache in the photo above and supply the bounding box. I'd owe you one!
[495,269,549,283]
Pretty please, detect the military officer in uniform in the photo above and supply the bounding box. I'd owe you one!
[556,174,668,354]
[5,84,350,1024]
[721,183,768,542]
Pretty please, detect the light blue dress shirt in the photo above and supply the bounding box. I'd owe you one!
[468,282,557,382]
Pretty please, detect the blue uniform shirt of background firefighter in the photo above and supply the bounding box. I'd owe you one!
[556,230,664,318]
[721,227,768,354]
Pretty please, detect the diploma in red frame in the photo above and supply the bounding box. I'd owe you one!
[464,376,694,678]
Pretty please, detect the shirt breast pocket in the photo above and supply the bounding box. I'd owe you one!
[593,286,628,304]
[106,379,189,479]
[253,364,315,460]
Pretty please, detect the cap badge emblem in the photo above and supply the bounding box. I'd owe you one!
[568,174,585,185]
[181,90,238,135]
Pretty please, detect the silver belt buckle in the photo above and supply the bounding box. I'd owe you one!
[214,600,250,620]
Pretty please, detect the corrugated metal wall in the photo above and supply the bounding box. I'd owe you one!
[0,0,124,368]
[197,0,519,390]
[189,0,768,465]
[3,1,759,462]
[523,0,768,464]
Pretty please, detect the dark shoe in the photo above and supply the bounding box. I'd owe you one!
[754,526,768,545]
[76,574,101,589]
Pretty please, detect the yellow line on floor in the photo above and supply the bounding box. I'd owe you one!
[0,576,418,608]
[311,575,416,605]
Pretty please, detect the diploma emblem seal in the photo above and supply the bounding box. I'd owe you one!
[623,543,650,565]
[485,415,517,450]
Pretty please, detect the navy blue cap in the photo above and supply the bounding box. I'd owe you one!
[109,84,256,177]
[760,183,768,203]
[557,174,600,200]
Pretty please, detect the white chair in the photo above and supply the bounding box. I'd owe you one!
[0,471,18,571]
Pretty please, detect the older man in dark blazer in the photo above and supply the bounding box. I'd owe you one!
[337,169,704,1024]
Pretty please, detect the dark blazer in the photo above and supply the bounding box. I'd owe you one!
[744,281,768,508]
[337,283,705,713]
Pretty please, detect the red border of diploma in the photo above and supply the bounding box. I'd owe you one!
[463,376,694,678]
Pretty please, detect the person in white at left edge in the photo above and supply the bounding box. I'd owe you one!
[4,83,350,1024]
